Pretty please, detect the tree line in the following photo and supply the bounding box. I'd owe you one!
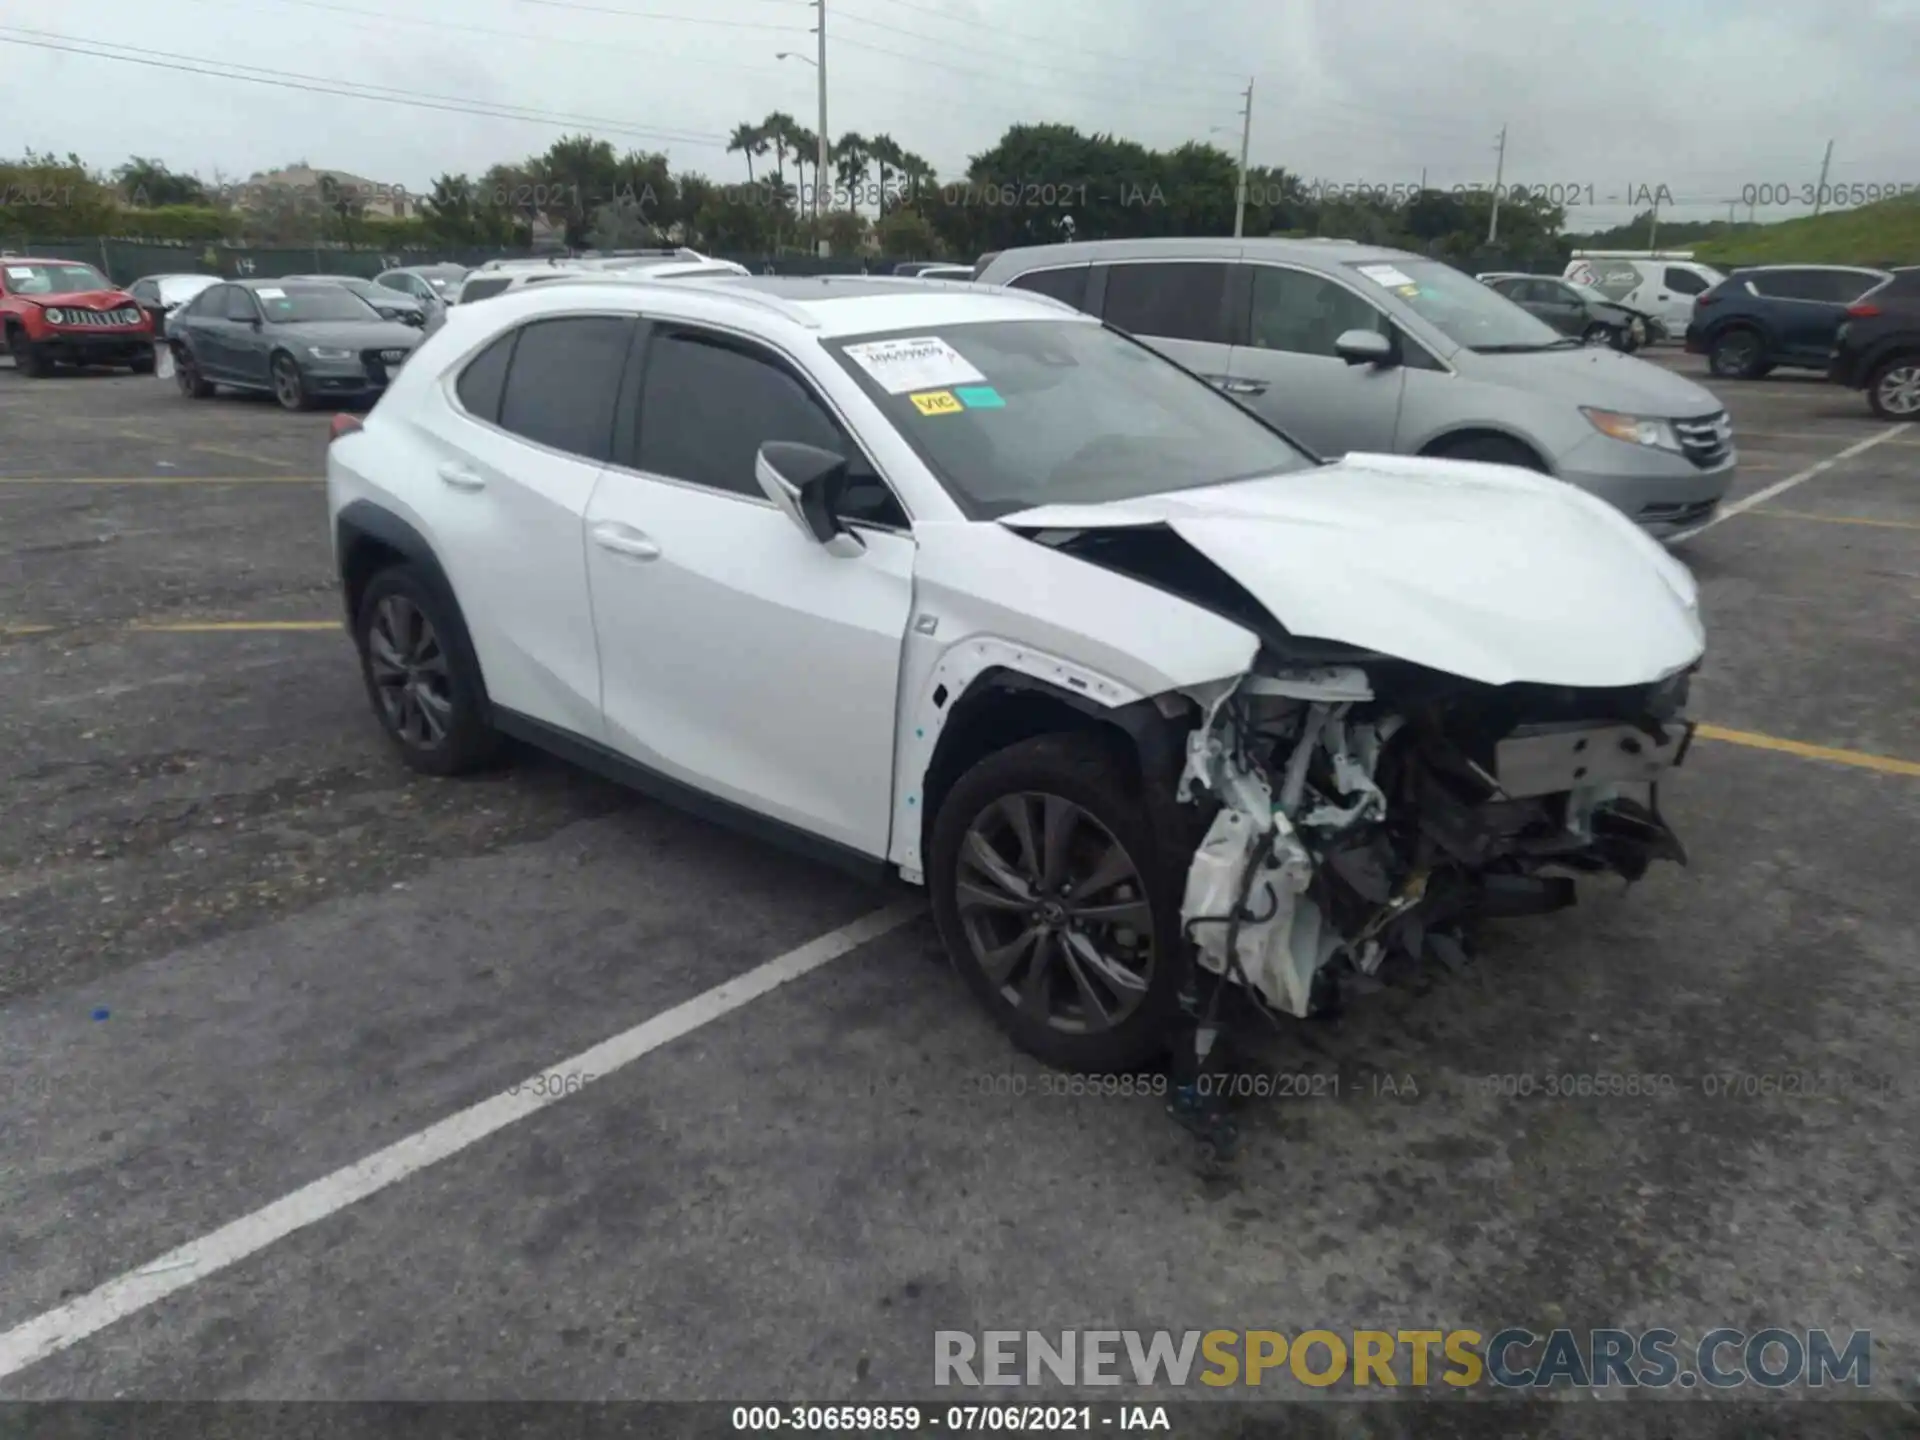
[0,122,1579,269]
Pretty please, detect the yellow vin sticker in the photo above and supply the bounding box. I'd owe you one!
[910,390,964,415]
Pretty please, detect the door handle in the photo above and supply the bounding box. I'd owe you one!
[437,462,486,491]
[591,522,660,560]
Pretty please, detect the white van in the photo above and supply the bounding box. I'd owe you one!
[1563,253,1724,339]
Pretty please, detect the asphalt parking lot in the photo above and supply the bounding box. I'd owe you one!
[1,352,1918,1419]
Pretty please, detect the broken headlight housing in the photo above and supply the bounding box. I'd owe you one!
[1581,407,1683,453]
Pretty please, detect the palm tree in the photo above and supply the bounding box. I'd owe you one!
[760,111,797,190]
[867,133,905,214]
[895,149,936,206]
[726,122,767,183]
[789,122,819,213]
[834,132,869,209]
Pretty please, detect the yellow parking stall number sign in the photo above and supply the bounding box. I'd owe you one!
[910,390,964,416]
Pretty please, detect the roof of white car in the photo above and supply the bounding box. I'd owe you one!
[463,272,1088,338]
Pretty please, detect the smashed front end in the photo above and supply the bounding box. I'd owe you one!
[1175,651,1694,1021]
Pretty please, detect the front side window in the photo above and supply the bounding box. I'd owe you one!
[1100,261,1231,343]
[496,316,633,461]
[225,288,261,322]
[1246,265,1388,357]
[1664,267,1709,295]
[829,319,1313,519]
[460,276,513,303]
[632,328,907,527]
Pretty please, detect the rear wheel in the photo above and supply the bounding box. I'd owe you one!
[929,733,1188,1072]
[1866,355,1920,421]
[353,565,499,776]
[1708,326,1769,379]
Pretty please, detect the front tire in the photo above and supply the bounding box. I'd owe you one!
[173,344,214,398]
[270,351,311,411]
[1866,355,1920,421]
[353,565,499,776]
[18,334,56,378]
[929,733,1188,1072]
[1582,323,1612,348]
[129,351,156,375]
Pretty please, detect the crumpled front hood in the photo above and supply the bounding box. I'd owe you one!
[30,289,137,311]
[997,453,1705,689]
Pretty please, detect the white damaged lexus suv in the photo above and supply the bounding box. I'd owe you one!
[326,273,1702,1073]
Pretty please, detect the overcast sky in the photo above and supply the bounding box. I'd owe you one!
[5,0,1918,229]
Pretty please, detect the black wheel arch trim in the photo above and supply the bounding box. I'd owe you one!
[335,500,495,720]
[916,666,1200,867]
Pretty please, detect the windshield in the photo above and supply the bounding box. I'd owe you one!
[158,275,217,304]
[830,319,1315,518]
[1345,258,1568,352]
[5,261,112,296]
[254,285,383,322]
[1565,280,1613,304]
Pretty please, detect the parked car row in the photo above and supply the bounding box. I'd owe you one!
[1478,271,1658,351]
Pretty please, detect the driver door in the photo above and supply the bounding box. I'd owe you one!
[1225,261,1406,456]
[583,320,914,859]
[223,286,271,386]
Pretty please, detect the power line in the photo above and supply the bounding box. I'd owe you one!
[828,34,1233,117]
[511,0,811,32]
[0,28,732,150]
[844,0,1245,83]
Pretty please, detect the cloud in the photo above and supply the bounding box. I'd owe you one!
[2,0,1914,227]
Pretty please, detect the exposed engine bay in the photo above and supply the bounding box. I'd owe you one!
[1174,654,1694,1020]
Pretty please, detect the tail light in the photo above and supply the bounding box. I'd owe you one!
[328,414,362,443]
[1694,294,1717,307]
[1847,303,1881,318]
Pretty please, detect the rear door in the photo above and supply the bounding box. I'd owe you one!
[1093,258,1236,381]
[1224,260,1406,456]
[1003,263,1093,314]
[416,313,633,740]
[1748,269,1846,361]
[583,321,913,857]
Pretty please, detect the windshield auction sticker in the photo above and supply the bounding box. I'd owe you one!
[910,390,964,415]
[1356,264,1417,288]
[845,336,986,394]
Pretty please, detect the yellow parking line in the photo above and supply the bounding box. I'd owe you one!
[1747,509,1920,532]
[0,624,55,636]
[1696,724,1920,778]
[0,476,319,485]
[128,621,341,632]
[189,444,300,469]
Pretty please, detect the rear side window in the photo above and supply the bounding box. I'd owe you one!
[460,276,512,303]
[1007,265,1090,312]
[1749,269,1825,300]
[1881,271,1920,300]
[1817,270,1883,303]
[496,316,633,461]
[455,331,515,423]
[1101,261,1231,343]
[1664,267,1709,295]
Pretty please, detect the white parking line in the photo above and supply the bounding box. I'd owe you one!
[0,899,924,1382]
[1676,426,1907,540]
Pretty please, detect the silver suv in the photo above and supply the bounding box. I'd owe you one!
[974,237,1736,538]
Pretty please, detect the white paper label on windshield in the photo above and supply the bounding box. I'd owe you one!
[1356,264,1416,289]
[5,266,32,279]
[843,336,985,395]
[256,287,286,299]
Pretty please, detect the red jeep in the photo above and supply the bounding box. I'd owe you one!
[0,257,155,377]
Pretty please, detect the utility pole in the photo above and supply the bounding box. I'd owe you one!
[1647,195,1660,251]
[1486,124,1507,243]
[1727,200,1736,225]
[815,0,830,256]
[1812,138,1834,217]
[1232,77,1254,238]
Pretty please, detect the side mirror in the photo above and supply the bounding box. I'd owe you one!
[1334,329,1394,367]
[755,441,864,558]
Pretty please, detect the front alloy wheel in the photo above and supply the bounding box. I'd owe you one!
[271,353,309,410]
[366,593,453,751]
[955,791,1157,1037]
[1869,360,1920,420]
